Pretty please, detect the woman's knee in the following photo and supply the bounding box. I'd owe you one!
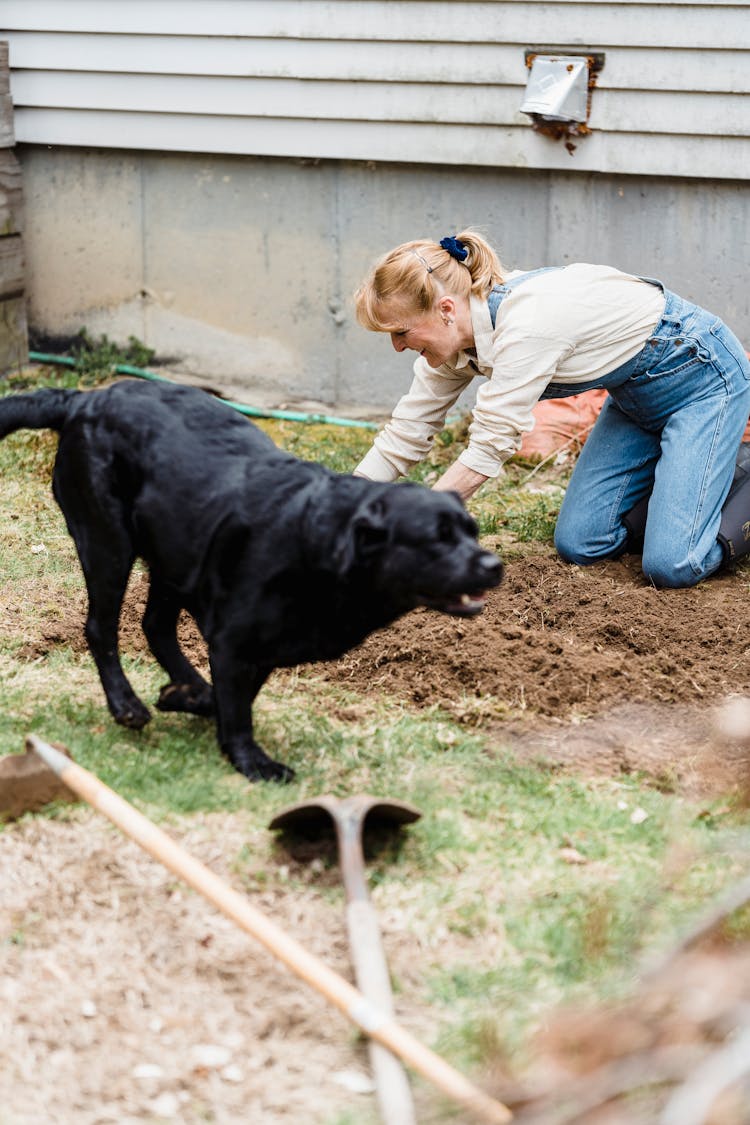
[554,516,623,565]
[641,551,702,589]
[554,524,589,565]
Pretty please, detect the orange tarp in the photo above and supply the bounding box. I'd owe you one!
[519,389,608,461]
[520,362,750,461]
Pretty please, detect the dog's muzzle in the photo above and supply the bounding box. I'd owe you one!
[420,551,503,617]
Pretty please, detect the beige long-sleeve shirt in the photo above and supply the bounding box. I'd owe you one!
[355,263,665,481]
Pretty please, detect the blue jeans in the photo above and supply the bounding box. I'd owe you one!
[553,289,750,588]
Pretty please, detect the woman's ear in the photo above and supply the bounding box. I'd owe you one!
[437,295,456,325]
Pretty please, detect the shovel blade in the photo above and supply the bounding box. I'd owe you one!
[269,794,421,838]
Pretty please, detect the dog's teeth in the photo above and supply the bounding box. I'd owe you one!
[460,591,486,606]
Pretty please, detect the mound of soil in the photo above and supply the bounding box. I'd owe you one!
[318,549,750,796]
[323,550,744,713]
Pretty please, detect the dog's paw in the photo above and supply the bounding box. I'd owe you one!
[156,681,215,717]
[114,700,152,729]
[230,745,295,784]
[258,759,296,784]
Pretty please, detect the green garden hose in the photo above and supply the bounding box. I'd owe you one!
[28,351,380,431]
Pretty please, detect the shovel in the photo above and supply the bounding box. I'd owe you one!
[270,794,421,1125]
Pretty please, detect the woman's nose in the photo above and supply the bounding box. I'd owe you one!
[390,333,407,353]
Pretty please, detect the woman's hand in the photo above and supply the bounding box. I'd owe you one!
[432,462,488,502]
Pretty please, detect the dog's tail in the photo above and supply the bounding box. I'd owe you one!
[0,388,79,439]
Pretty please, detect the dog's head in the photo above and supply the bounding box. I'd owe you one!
[334,482,503,616]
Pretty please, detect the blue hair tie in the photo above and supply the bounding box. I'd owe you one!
[439,235,468,262]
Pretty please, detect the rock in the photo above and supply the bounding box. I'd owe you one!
[149,1092,180,1118]
[331,1068,376,1094]
[133,1063,164,1080]
[191,1044,232,1069]
[221,1064,244,1083]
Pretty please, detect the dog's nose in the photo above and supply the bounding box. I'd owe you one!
[478,553,503,584]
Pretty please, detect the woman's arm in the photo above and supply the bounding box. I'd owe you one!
[354,358,473,481]
[432,461,488,501]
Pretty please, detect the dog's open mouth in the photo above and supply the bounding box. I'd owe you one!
[419,590,488,617]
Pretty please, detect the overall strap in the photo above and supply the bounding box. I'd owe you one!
[487,266,561,328]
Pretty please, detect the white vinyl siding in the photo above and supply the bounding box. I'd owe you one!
[3,0,749,179]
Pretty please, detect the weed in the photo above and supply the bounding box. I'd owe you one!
[502,495,560,543]
[70,329,156,381]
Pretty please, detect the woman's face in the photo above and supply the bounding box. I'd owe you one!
[387,297,470,368]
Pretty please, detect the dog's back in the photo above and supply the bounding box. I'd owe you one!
[0,379,287,521]
[52,381,297,587]
[60,379,280,460]
[0,379,295,589]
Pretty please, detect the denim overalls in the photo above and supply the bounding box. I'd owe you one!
[488,270,750,587]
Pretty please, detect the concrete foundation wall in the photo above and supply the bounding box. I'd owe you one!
[19,145,750,411]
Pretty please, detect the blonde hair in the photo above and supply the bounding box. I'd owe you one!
[354,229,505,332]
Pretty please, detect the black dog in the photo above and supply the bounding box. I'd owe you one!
[0,380,502,781]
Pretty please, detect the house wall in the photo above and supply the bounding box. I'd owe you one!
[6,0,750,178]
[5,0,750,408]
[20,146,749,409]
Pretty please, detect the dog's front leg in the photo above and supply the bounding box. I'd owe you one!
[207,645,295,783]
[142,576,214,717]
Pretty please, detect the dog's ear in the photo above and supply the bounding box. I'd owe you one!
[333,497,390,574]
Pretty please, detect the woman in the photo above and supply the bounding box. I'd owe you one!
[352,230,750,589]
